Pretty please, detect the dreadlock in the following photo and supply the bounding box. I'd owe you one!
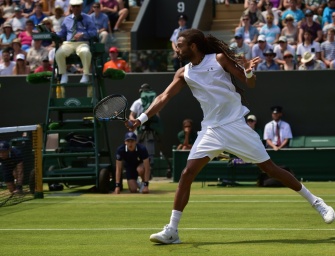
[178,29,248,105]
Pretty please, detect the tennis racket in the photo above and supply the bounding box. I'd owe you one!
[94,94,132,126]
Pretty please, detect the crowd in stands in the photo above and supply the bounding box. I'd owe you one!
[229,0,335,70]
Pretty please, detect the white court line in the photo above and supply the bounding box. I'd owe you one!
[1,227,335,231]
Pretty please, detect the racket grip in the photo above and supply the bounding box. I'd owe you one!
[127,120,133,128]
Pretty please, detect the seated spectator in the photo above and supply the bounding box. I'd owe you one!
[34,56,52,73]
[40,17,54,49]
[274,36,296,65]
[252,34,273,60]
[281,0,305,27]
[29,3,47,27]
[298,51,327,69]
[12,53,30,74]
[0,22,16,49]
[244,0,265,10]
[299,9,323,43]
[261,2,280,26]
[103,46,130,72]
[11,38,26,61]
[54,0,70,16]
[0,48,16,75]
[2,0,15,20]
[26,39,49,72]
[260,12,281,44]
[321,28,335,68]
[246,114,263,140]
[90,2,110,44]
[322,11,335,40]
[9,6,27,34]
[296,29,321,64]
[100,0,128,32]
[238,0,265,29]
[314,5,325,25]
[0,7,7,28]
[263,106,292,151]
[281,14,299,49]
[236,14,259,49]
[230,32,252,61]
[176,119,197,150]
[305,0,327,13]
[256,48,280,70]
[322,0,335,26]
[49,6,65,33]
[280,50,298,69]
[17,19,34,52]
[21,0,35,18]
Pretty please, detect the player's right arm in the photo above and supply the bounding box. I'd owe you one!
[126,67,187,131]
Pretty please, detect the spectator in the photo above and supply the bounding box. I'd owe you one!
[34,56,52,73]
[260,12,281,45]
[0,7,6,29]
[244,0,265,10]
[55,0,98,84]
[239,0,265,29]
[0,22,16,49]
[246,114,263,140]
[0,47,15,74]
[236,14,259,49]
[299,9,323,43]
[115,132,150,194]
[256,48,280,70]
[299,50,327,69]
[17,19,33,52]
[261,2,280,26]
[9,6,27,34]
[29,3,46,27]
[0,140,24,193]
[315,6,325,24]
[281,0,305,26]
[322,0,335,26]
[252,34,273,60]
[176,119,197,150]
[11,38,26,61]
[12,52,30,74]
[49,6,65,33]
[281,14,299,49]
[103,46,130,72]
[54,0,70,16]
[26,39,49,72]
[322,11,335,39]
[296,29,321,64]
[230,31,252,61]
[268,0,284,10]
[90,2,110,44]
[170,14,188,71]
[280,50,298,69]
[264,106,292,150]
[100,0,128,32]
[274,36,296,65]
[321,28,335,68]
[21,0,35,18]
[2,0,15,20]
[305,0,327,13]
[40,17,54,49]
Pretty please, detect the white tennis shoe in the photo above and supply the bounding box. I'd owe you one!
[312,197,335,224]
[80,74,89,83]
[60,73,68,84]
[150,225,181,244]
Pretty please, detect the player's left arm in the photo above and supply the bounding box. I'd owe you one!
[142,157,151,194]
[216,53,259,88]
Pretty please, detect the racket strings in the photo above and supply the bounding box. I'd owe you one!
[95,96,127,119]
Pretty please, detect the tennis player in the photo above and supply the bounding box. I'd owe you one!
[126,29,335,244]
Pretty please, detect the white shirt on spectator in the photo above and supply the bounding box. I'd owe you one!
[55,0,70,14]
[0,61,16,75]
[10,17,27,32]
[296,41,321,59]
[263,120,292,146]
[274,44,296,60]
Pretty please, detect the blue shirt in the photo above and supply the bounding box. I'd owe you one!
[90,12,109,30]
[57,13,98,41]
[29,13,47,26]
[116,143,149,171]
[257,60,280,71]
[322,7,335,26]
[282,9,305,22]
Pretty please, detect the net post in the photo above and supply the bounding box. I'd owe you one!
[34,125,44,199]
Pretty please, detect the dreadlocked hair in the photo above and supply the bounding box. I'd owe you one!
[179,29,248,105]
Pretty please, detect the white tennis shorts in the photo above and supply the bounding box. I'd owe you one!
[188,118,270,164]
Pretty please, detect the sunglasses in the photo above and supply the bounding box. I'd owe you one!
[71,5,81,7]
[235,36,242,39]
[93,6,100,8]
[286,19,294,21]
[242,18,249,21]
[284,55,293,59]
[258,40,265,43]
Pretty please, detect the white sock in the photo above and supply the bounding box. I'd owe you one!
[297,184,318,205]
[168,210,182,230]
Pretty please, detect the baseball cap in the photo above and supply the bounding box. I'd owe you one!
[0,141,10,151]
[178,14,188,21]
[139,83,151,93]
[109,47,118,53]
[271,106,283,113]
[14,6,22,12]
[247,115,257,121]
[234,32,243,39]
[17,53,25,60]
[124,132,137,141]
[278,36,287,43]
[70,0,83,5]
[258,35,266,42]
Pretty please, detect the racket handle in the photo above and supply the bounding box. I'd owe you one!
[126,119,133,128]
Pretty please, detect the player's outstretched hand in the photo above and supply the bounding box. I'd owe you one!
[244,57,261,72]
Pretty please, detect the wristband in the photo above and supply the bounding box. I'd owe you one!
[137,113,148,124]
[244,69,253,79]
[143,181,149,187]
[115,183,121,187]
